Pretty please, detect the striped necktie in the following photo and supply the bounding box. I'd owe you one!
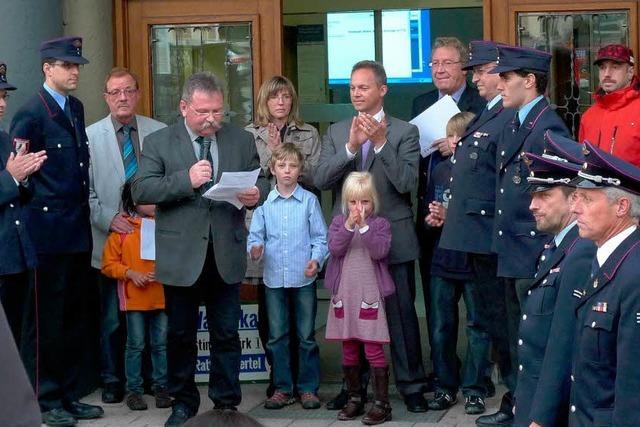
[122,125,137,181]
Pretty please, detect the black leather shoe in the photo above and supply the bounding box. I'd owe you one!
[165,404,193,427]
[326,388,349,410]
[42,408,77,427]
[63,401,104,420]
[428,391,457,410]
[404,392,428,413]
[475,410,514,426]
[485,377,496,398]
[101,382,124,403]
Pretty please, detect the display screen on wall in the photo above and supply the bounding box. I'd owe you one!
[327,11,376,84]
[382,9,432,83]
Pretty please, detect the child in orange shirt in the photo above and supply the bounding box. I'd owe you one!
[102,182,170,411]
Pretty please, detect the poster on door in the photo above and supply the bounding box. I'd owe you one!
[195,304,270,382]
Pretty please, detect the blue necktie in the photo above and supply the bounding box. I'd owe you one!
[590,257,600,278]
[122,125,138,181]
[361,140,371,170]
[64,98,73,124]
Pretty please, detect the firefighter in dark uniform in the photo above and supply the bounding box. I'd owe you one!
[0,62,46,344]
[477,45,571,427]
[514,131,596,427]
[438,40,515,415]
[10,36,104,426]
[568,140,640,427]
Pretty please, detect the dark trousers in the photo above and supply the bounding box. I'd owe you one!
[21,252,91,411]
[164,244,242,413]
[0,271,29,345]
[428,275,490,397]
[97,271,126,386]
[385,260,428,396]
[474,255,525,412]
[257,284,300,393]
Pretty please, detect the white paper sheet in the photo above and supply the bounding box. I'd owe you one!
[140,218,156,261]
[409,95,461,158]
[202,168,261,209]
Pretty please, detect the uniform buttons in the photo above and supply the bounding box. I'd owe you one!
[450,177,453,182]
[542,279,547,284]
[15,220,20,226]
[498,230,503,236]
[500,188,504,194]
[571,375,575,382]
[498,209,502,215]
[57,143,62,148]
[83,181,86,186]
[593,282,598,288]
[527,290,532,296]
[474,141,478,146]
[458,142,462,147]
[518,364,523,371]
[530,231,536,236]
[591,321,596,328]
[43,206,48,212]
[80,162,84,167]
[9,203,14,208]
[522,314,527,320]
[518,339,523,345]
[501,151,505,156]
[541,255,546,261]
[449,195,453,199]
[480,210,486,215]
[571,405,576,413]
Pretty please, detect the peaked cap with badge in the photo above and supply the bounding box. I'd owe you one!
[0,62,16,91]
[575,139,640,194]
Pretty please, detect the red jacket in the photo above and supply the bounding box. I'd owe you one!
[578,80,640,167]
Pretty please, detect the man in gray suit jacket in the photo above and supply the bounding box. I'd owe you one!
[132,72,269,427]
[87,67,166,404]
[315,60,428,412]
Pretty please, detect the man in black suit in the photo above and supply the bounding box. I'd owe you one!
[0,62,46,344]
[411,38,486,374]
[10,37,104,427]
[476,45,571,427]
[515,133,595,427]
[438,40,514,415]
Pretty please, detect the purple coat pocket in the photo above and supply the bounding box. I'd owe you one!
[332,298,344,319]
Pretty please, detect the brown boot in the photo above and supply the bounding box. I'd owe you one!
[362,367,392,425]
[338,365,365,420]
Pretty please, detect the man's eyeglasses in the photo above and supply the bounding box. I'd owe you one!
[429,60,462,69]
[189,103,226,119]
[105,88,138,97]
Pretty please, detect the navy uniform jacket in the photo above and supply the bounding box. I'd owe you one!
[569,228,640,427]
[439,100,514,254]
[412,83,486,242]
[514,226,595,427]
[492,98,569,278]
[0,131,37,275]
[9,89,91,254]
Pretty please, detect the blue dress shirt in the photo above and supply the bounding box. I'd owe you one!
[247,184,328,288]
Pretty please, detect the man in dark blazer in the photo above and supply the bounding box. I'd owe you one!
[438,40,514,415]
[10,37,104,427]
[315,60,428,412]
[132,71,269,427]
[476,45,571,427]
[514,133,595,427]
[568,141,640,427]
[0,63,45,344]
[411,38,485,373]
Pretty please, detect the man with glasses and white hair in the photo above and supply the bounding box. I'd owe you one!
[10,36,104,426]
[411,39,486,390]
[86,68,166,407]
[132,71,269,427]
[568,140,640,427]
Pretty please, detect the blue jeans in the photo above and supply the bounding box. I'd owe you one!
[428,275,490,397]
[264,283,319,394]
[125,310,168,394]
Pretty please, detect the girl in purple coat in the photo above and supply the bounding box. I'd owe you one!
[325,172,395,425]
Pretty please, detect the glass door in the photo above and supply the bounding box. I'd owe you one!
[517,11,629,136]
[150,23,254,127]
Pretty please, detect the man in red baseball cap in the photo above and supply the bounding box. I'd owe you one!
[578,43,640,166]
